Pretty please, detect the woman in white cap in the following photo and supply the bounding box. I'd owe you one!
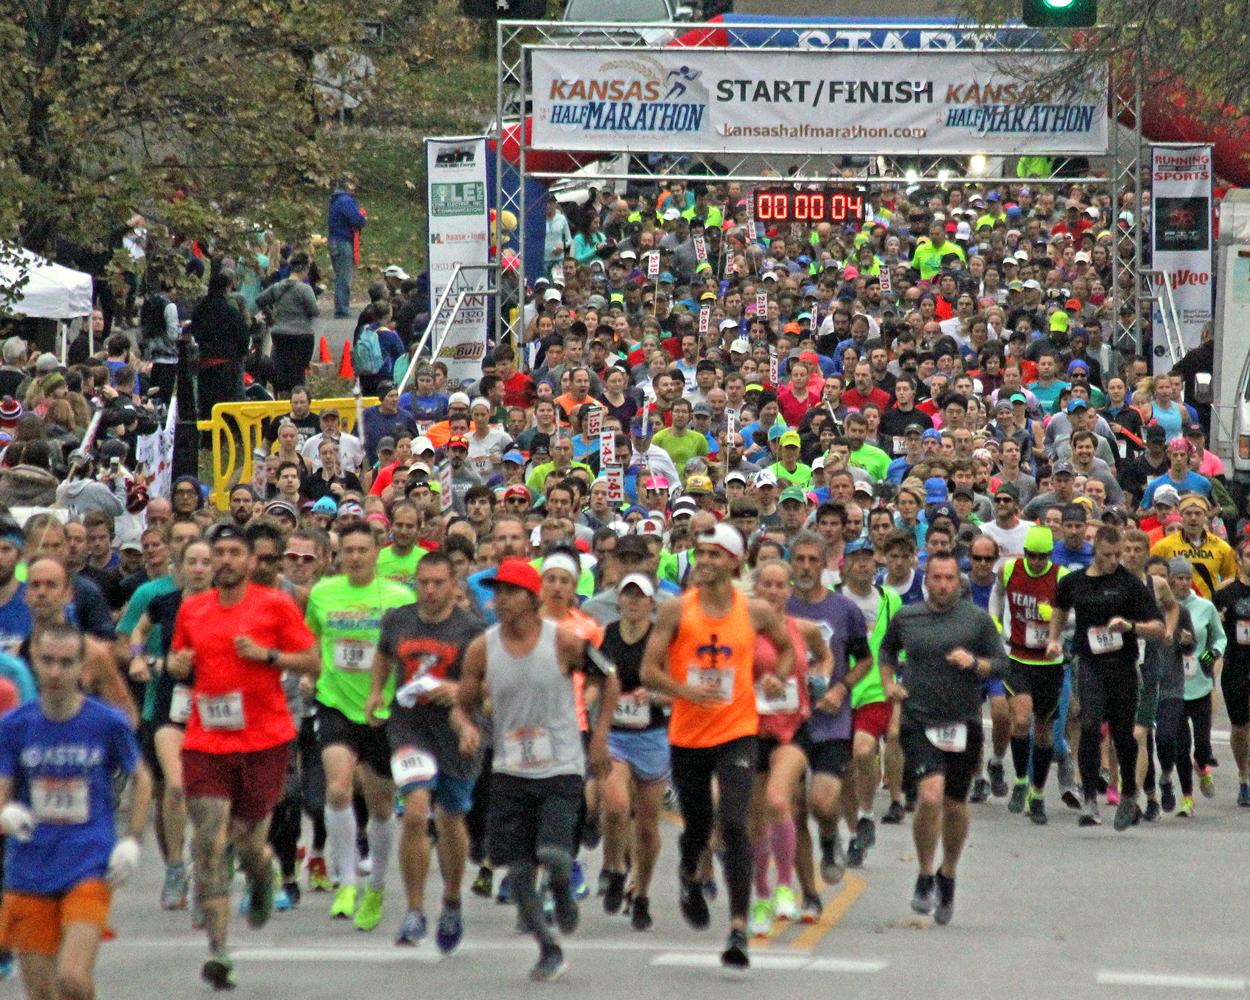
[598,573,669,932]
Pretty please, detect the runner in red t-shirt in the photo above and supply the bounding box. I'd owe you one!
[169,523,318,990]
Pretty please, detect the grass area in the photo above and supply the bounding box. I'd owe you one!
[313,13,498,292]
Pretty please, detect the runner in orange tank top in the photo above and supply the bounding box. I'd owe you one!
[640,523,793,973]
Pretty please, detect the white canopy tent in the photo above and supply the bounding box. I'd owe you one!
[0,245,95,361]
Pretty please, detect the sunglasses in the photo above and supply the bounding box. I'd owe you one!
[284,552,317,563]
[971,555,996,562]
[994,496,1015,503]
[256,553,282,564]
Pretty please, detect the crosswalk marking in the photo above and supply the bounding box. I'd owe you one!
[1096,971,1247,990]
[651,952,885,973]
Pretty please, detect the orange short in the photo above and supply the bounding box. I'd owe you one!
[0,879,111,956]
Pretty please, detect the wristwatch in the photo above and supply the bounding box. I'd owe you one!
[266,648,279,665]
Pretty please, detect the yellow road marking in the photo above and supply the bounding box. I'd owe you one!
[790,874,866,951]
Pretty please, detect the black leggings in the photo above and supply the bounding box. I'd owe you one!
[298,716,327,852]
[1176,694,1214,797]
[272,335,314,395]
[670,735,757,922]
[1076,660,1139,799]
[467,749,494,865]
[1155,697,1184,784]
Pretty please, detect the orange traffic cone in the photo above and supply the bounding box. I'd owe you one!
[338,341,354,379]
[319,336,331,362]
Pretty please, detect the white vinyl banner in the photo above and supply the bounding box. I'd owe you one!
[1151,145,1214,352]
[530,48,1107,156]
[426,137,490,391]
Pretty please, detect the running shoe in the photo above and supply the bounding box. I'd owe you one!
[801,892,823,923]
[748,898,774,936]
[1027,791,1047,826]
[987,759,1008,798]
[1008,780,1028,814]
[355,887,385,931]
[161,863,189,911]
[0,951,13,980]
[1160,780,1176,813]
[679,877,710,929]
[274,886,292,912]
[1061,784,1082,810]
[1078,798,1101,827]
[307,856,331,892]
[820,832,847,883]
[596,868,611,898]
[933,873,955,926]
[856,815,877,848]
[570,861,589,901]
[1106,785,1120,806]
[663,782,679,812]
[436,903,463,953]
[1143,799,1161,822]
[881,800,906,825]
[283,882,301,908]
[773,884,799,921]
[1177,796,1195,817]
[552,878,579,935]
[471,866,493,898]
[245,870,275,930]
[910,873,936,915]
[201,953,236,991]
[356,855,373,879]
[330,884,358,919]
[1200,766,1216,799]
[1239,783,1250,807]
[721,928,750,971]
[395,909,427,946]
[603,871,627,915]
[845,830,867,869]
[969,777,990,803]
[1113,797,1140,832]
[496,874,512,905]
[631,894,653,931]
[904,789,918,813]
[1056,751,1076,790]
[531,943,567,982]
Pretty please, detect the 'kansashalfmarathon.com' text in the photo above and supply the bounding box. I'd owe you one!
[719,124,928,139]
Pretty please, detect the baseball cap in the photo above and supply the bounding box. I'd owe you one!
[384,265,410,280]
[925,478,948,503]
[339,500,365,517]
[691,401,712,417]
[921,428,942,442]
[413,436,436,454]
[725,470,747,485]
[685,474,714,494]
[1065,298,1083,311]
[662,207,682,221]
[719,319,738,332]
[484,558,542,594]
[994,482,1020,501]
[671,496,698,516]
[768,425,788,441]
[1153,485,1180,507]
[377,435,396,454]
[1010,392,1027,404]
[618,573,655,598]
[1024,525,1054,554]
[752,470,778,489]
[779,430,801,448]
[1051,462,1075,476]
[1023,279,1043,290]
[618,249,637,261]
[729,339,750,355]
[697,523,744,559]
[503,484,531,503]
[544,288,563,302]
[1067,398,1088,412]
[642,475,670,491]
[951,485,974,500]
[1049,311,1070,332]
[265,499,298,521]
[447,435,469,450]
[843,538,874,560]
[779,486,807,505]
[904,423,924,437]
[636,517,666,536]
[502,450,524,465]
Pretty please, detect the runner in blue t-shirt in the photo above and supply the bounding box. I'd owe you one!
[0,624,151,999]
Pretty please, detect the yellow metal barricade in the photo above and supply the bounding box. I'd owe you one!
[197,396,378,510]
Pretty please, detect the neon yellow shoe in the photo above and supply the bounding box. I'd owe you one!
[330,885,357,919]
[354,887,384,931]
[773,884,799,921]
[748,897,774,937]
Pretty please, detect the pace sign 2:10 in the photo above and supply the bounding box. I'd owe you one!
[752,187,865,224]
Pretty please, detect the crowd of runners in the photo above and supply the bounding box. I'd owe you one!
[0,173,1237,994]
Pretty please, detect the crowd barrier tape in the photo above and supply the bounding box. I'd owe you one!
[198,397,378,510]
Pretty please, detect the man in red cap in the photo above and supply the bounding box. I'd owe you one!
[453,559,618,982]
[445,435,482,515]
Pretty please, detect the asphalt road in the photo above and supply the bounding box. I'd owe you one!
[95,723,1250,1000]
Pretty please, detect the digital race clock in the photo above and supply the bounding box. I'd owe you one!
[752,186,866,225]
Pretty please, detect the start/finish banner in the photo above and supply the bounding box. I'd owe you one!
[529,48,1107,156]
[426,136,490,391]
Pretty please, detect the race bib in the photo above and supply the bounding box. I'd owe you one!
[1183,653,1199,679]
[472,455,493,474]
[755,677,800,715]
[1087,626,1124,654]
[1236,620,1250,644]
[1024,621,1049,650]
[612,691,651,729]
[690,666,734,704]
[334,639,377,672]
[1117,437,1128,459]
[503,727,554,770]
[31,778,89,824]
[892,436,905,455]
[391,746,438,786]
[198,691,245,731]
[169,684,193,725]
[925,723,968,753]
